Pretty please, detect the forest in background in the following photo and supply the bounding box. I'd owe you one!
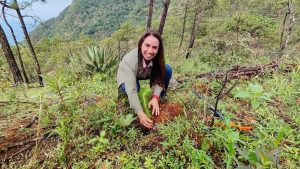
[0,0,300,168]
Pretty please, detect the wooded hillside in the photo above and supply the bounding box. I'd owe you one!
[0,0,300,168]
[30,0,166,41]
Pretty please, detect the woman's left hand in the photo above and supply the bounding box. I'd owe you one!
[148,98,160,116]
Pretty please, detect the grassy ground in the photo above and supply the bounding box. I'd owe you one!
[0,53,299,168]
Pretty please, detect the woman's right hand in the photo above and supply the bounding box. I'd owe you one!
[137,111,153,128]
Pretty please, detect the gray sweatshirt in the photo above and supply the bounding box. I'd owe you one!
[117,48,163,113]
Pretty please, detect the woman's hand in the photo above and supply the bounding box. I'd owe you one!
[137,111,153,128]
[148,98,160,116]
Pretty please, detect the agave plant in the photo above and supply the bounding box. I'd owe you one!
[82,46,118,74]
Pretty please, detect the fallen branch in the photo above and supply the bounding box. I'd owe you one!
[0,101,39,105]
[1,131,57,162]
[178,61,297,82]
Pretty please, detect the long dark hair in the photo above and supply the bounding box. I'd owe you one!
[138,30,166,89]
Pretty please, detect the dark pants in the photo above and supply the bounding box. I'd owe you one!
[118,64,172,97]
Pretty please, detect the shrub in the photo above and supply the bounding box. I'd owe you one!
[81,46,118,74]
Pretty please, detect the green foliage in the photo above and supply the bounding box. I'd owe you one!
[237,146,280,168]
[88,130,110,154]
[182,136,214,168]
[212,124,241,168]
[224,12,276,38]
[234,83,272,109]
[236,124,285,168]
[2,0,300,168]
[117,114,136,128]
[30,0,150,41]
[54,117,72,146]
[81,46,118,74]
[44,73,67,101]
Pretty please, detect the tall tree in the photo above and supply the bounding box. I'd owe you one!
[0,24,23,84]
[179,0,189,48]
[158,0,170,35]
[186,0,208,59]
[146,0,154,30]
[279,0,295,54]
[13,0,43,85]
[0,0,44,86]
[2,0,29,83]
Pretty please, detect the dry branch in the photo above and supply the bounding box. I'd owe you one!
[178,61,297,83]
[0,101,39,104]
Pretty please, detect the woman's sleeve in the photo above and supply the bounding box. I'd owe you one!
[119,61,143,113]
[152,84,163,96]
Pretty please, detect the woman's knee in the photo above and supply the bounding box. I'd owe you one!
[165,64,172,78]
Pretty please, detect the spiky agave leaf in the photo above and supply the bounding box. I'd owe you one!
[81,46,118,74]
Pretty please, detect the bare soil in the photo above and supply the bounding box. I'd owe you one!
[153,102,184,123]
[0,111,57,166]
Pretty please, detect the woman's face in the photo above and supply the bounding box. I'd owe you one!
[141,35,159,61]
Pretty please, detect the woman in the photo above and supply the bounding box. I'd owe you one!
[117,30,172,129]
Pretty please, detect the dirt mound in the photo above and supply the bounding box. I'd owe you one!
[153,102,184,123]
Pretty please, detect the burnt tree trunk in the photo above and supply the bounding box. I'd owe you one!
[179,0,188,49]
[0,24,23,84]
[14,0,43,86]
[147,0,154,30]
[2,1,29,83]
[158,0,170,35]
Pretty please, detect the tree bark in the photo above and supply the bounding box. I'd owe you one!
[0,24,23,84]
[158,0,170,35]
[2,1,29,83]
[186,1,206,59]
[179,0,188,48]
[280,0,294,54]
[14,0,43,86]
[147,0,154,30]
[279,11,288,48]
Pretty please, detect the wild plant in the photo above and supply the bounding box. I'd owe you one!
[56,143,67,166]
[144,156,156,169]
[88,130,110,154]
[81,46,118,74]
[111,113,136,135]
[234,83,272,109]
[182,136,214,168]
[3,87,18,115]
[43,73,67,102]
[116,113,136,127]
[235,119,291,168]
[211,120,241,168]
[126,127,137,142]
[44,72,82,166]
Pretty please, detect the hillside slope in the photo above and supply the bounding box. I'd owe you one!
[30,0,155,41]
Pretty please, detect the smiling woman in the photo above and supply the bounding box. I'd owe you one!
[1,0,72,44]
[117,29,173,129]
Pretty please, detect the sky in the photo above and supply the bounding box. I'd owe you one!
[1,0,73,44]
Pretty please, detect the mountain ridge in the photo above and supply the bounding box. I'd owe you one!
[30,0,155,41]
